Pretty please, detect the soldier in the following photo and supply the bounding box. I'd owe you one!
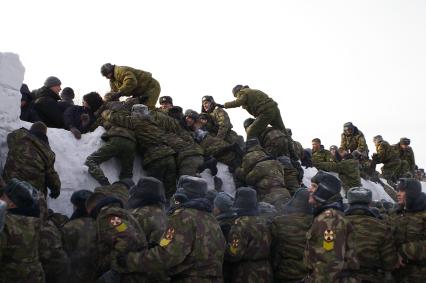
[271,188,313,283]
[0,179,45,282]
[311,138,335,166]
[102,105,177,198]
[236,138,291,212]
[391,178,426,282]
[392,137,416,177]
[127,176,167,245]
[114,175,226,282]
[225,187,273,283]
[101,63,161,109]
[3,122,61,199]
[85,102,137,186]
[61,190,98,283]
[224,85,286,139]
[345,187,398,282]
[339,122,368,156]
[304,171,359,282]
[276,155,304,195]
[201,95,244,147]
[287,128,304,161]
[94,179,134,207]
[86,191,148,282]
[330,145,342,162]
[372,135,402,186]
[158,95,174,112]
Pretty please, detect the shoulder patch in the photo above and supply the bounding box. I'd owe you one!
[230,238,240,255]
[108,215,122,227]
[324,210,333,218]
[323,229,335,251]
[160,227,175,247]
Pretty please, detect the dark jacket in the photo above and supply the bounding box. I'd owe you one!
[33,86,64,128]
[63,105,95,133]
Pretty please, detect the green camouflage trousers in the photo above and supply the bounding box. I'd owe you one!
[246,107,285,139]
[145,155,177,199]
[85,137,136,185]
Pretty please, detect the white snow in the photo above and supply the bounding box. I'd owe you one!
[0,52,423,216]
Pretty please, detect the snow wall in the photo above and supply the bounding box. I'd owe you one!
[1,52,422,216]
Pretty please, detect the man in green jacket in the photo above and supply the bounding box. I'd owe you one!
[224,85,286,139]
[101,63,161,110]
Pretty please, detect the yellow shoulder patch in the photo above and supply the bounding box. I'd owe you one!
[115,223,128,232]
[160,228,175,247]
[323,229,335,251]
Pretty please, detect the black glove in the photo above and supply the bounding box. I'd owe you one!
[70,127,82,139]
[49,189,60,199]
[215,103,225,108]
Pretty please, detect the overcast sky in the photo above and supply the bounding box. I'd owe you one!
[2,0,425,167]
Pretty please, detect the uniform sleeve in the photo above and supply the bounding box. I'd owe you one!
[339,134,346,151]
[224,93,247,109]
[105,111,135,130]
[344,221,360,271]
[214,108,231,139]
[117,70,138,97]
[124,215,194,273]
[379,224,398,271]
[356,135,368,153]
[45,156,61,193]
[224,221,248,262]
[400,216,426,262]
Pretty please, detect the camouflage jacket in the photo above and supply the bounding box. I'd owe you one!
[293,140,304,161]
[131,204,167,244]
[96,204,147,278]
[125,206,226,282]
[391,208,426,282]
[271,213,313,282]
[3,128,61,196]
[0,213,45,283]
[224,88,278,117]
[225,215,273,283]
[258,127,290,157]
[110,65,155,97]
[340,129,368,154]
[312,148,335,167]
[304,205,359,283]
[205,106,234,139]
[374,141,400,164]
[61,217,98,283]
[393,143,416,173]
[94,183,130,207]
[345,207,398,281]
[104,111,176,165]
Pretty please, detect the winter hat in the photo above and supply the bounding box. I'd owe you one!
[159,96,173,105]
[176,175,208,200]
[397,178,422,208]
[131,104,149,117]
[3,178,37,208]
[234,186,258,211]
[214,192,234,213]
[127,176,165,208]
[232,85,249,96]
[184,109,199,120]
[400,137,411,145]
[373,135,383,143]
[243,118,255,129]
[71,190,93,209]
[44,76,61,88]
[61,87,75,100]
[347,187,372,205]
[311,171,342,204]
[202,95,214,103]
[168,106,183,119]
[282,188,312,214]
[83,92,103,112]
[101,63,115,76]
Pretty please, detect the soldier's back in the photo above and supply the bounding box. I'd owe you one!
[132,204,167,244]
[0,213,45,283]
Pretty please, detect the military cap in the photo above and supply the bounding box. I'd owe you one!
[243,118,255,129]
[202,95,214,103]
[101,63,114,76]
[176,175,208,199]
[234,186,258,211]
[214,192,234,213]
[400,137,410,145]
[127,177,165,209]
[159,96,173,105]
[373,135,383,143]
[347,187,372,205]
[282,188,312,214]
[71,189,93,209]
[3,178,37,208]
[311,171,342,204]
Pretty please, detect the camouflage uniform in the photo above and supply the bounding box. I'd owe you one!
[122,206,226,282]
[204,106,243,146]
[0,213,45,283]
[312,148,335,166]
[104,111,177,198]
[198,134,242,172]
[340,128,368,155]
[373,140,402,183]
[96,204,148,282]
[392,142,416,176]
[85,113,137,185]
[224,88,285,139]
[258,127,291,158]
[61,217,98,283]
[293,140,305,161]
[131,204,167,245]
[271,189,313,283]
[3,128,61,197]
[94,182,130,207]
[238,145,290,210]
[304,206,359,283]
[391,208,426,282]
[345,207,398,282]
[225,215,273,283]
[109,65,161,109]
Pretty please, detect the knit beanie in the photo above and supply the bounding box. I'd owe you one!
[44,76,61,87]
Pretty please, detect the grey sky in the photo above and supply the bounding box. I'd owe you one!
[2,0,425,167]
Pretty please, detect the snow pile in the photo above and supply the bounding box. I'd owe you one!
[0,52,422,215]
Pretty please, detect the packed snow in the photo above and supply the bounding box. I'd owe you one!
[1,52,423,216]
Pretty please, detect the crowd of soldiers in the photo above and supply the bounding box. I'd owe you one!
[0,63,425,282]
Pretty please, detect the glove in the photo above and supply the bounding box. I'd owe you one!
[49,189,60,199]
[70,127,82,139]
[80,113,91,128]
[215,103,225,108]
[371,153,379,162]
[104,92,121,102]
